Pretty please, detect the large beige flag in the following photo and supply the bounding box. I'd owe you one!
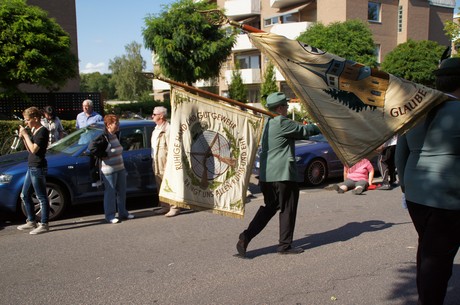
[248,32,450,166]
[159,87,264,218]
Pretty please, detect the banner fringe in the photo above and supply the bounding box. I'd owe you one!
[159,196,244,219]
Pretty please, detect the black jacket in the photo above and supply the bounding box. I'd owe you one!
[88,133,110,158]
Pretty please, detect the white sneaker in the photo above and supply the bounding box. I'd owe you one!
[29,223,49,235]
[126,214,135,219]
[109,218,119,224]
[17,220,37,231]
[91,180,103,187]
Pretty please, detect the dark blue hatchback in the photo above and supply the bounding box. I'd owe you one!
[0,120,156,220]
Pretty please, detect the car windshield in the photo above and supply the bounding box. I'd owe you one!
[48,126,103,155]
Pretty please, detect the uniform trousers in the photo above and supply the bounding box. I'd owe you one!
[378,145,397,185]
[407,200,460,305]
[243,181,299,252]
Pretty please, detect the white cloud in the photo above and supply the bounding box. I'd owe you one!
[80,62,106,74]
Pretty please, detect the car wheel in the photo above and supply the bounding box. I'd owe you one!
[20,182,67,221]
[305,159,327,186]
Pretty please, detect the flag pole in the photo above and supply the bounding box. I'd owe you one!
[199,9,265,34]
[148,75,274,117]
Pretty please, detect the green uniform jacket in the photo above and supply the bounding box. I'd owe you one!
[259,115,320,182]
[395,100,460,211]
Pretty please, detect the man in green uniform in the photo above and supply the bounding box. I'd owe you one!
[236,92,320,257]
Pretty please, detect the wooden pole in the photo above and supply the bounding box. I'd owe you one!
[155,76,275,117]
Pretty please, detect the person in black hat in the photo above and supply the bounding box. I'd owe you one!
[395,57,460,305]
[236,92,320,257]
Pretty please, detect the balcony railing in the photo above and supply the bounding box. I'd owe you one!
[428,0,455,8]
[224,0,260,18]
[152,79,170,91]
[269,21,312,40]
[225,68,261,84]
[232,34,257,52]
[270,0,307,9]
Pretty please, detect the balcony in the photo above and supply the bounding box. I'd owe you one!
[224,0,260,18]
[269,21,312,39]
[225,68,261,84]
[428,0,455,8]
[275,68,285,81]
[232,34,257,52]
[152,79,170,91]
[194,78,218,88]
[270,0,307,9]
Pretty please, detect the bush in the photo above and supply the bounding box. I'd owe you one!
[0,120,77,148]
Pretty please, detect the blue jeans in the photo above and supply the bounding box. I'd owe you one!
[102,169,128,221]
[21,167,49,224]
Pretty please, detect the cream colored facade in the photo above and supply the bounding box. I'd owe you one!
[156,0,455,102]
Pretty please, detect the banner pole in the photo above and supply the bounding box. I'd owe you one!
[155,76,275,117]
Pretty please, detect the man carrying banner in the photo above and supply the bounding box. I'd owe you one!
[151,106,180,217]
[236,92,320,257]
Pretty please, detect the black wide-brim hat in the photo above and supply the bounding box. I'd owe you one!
[434,57,460,76]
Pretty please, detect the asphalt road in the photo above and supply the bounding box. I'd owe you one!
[1,178,459,305]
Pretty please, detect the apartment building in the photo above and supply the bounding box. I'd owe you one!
[194,0,455,102]
[18,0,80,92]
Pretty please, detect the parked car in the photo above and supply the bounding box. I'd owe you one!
[0,120,156,220]
[253,134,379,186]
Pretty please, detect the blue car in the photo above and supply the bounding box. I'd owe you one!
[293,134,343,186]
[0,120,156,220]
[253,134,343,186]
[254,134,379,186]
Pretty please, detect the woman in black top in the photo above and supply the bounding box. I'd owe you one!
[16,107,50,235]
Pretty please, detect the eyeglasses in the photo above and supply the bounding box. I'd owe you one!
[152,113,161,116]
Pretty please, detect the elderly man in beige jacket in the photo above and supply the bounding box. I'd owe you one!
[151,106,180,217]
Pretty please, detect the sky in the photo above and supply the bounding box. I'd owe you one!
[76,0,175,74]
[76,0,460,75]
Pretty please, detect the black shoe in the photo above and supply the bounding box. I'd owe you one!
[236,232,249,257]
[377,184,392,190]
[333,184,344,194]
[352,187,364,195]
[278,247,304,255]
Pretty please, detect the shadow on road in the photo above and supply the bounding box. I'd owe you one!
[244,220,399,258]
[386,263,460,305]
[0,195,156,230]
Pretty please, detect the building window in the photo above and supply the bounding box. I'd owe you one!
[236,55,260,69]
[398,5,403,32]
[264,17,279,27]
[368,2,381,22]
[374,44,381,64]
[281,14,297,24]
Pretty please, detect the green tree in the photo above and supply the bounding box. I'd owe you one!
[260,61,278,108]
[228,63,247,103]
[80,72,116,99]
[380,39,445,87]
[444,17,460,57]
[109,41,150,101]
[0,0,78,96]
[143,0,235,85]
[297,20,377,67]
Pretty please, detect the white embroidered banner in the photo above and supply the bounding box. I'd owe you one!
[159,87,264,218]
[248,32,450,166]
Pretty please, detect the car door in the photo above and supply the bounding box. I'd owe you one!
[119,126,156,194]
